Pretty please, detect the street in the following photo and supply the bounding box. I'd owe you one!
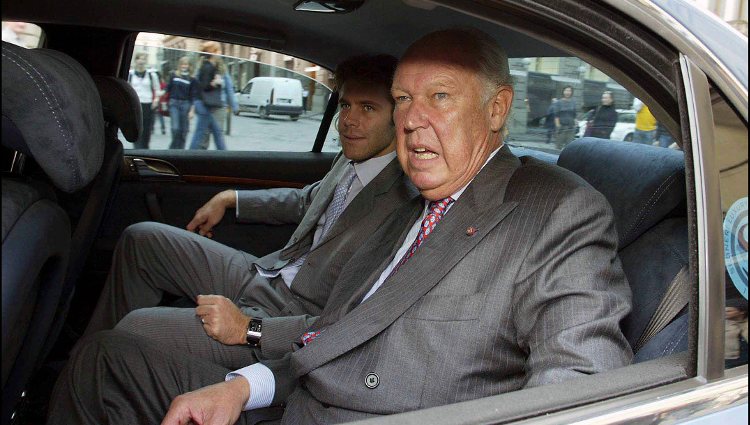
[125,111,341,152]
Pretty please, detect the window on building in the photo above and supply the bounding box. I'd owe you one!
[125,33,337,152]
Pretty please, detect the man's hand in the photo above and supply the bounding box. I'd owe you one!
[161,378,250,425]
[187,190,236,238]
[196,295,252,345]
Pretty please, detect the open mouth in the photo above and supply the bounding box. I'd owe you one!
[413,147,438,160]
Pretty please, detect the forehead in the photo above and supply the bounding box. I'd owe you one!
[394,57,480,90]
[340,79,391,104]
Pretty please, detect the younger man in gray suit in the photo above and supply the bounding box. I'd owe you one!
[48,30,632,425]
[81,54,417,368]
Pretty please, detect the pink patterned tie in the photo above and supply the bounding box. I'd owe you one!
[388,197,454,277]
[300,197,455,346]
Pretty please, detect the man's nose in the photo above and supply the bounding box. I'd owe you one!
[342,109,358,126]
[402,102,428,130]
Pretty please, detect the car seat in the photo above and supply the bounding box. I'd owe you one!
[558,137,688,362]
[1,41,104,421]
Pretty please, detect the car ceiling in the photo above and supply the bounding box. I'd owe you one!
[1,0,567,69]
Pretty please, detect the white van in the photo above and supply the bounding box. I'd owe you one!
[236,77,304,121]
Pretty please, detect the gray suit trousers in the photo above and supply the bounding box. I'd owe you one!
[46,329,281,425]
[83,221,278,368]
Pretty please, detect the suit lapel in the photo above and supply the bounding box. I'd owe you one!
[287,154,349,246]
[292,146,521,376]
[314,158,403,247]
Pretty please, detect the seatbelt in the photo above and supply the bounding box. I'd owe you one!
[312,91,339,153]
[634,266,690,353]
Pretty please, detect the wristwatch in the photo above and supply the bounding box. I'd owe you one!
[246,317,263,347]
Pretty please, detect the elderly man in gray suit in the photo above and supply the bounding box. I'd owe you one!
[80,54,417,368]
[48,29,632,425]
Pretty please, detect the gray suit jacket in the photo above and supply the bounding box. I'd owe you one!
[263,146,633,424]
[236,153,418,358]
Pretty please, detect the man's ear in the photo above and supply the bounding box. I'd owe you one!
[489,86,514,132]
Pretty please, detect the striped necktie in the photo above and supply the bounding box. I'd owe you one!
[289,164,357,270]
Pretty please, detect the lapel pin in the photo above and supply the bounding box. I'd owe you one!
[466,226,477,236]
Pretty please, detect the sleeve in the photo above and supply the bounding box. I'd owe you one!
[225,354,300,409]
[512,185,633,388]
[236,183,320,225]
[226,363,275,410]
[189,78,200,101]
[260,315,319,359]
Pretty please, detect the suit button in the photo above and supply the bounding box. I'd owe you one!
[365,373,379,389]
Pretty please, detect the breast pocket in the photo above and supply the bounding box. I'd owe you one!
[402,293,484,321]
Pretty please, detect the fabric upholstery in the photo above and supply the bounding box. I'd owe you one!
[557,138,688,361]
[558,138,685,248]
[92,75,142,143]
[1,41,104,193]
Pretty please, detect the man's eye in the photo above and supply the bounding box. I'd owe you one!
[363,105,374,112]
[434,92,448,100]
[340,103,350,110]
[394,95,410,103]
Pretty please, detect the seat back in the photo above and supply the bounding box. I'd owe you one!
[1,41,104,420]
[42,76,141,356]
[558,138,688,362]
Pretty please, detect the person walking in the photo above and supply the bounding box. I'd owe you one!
[166,56,198,149]
[189,42,227,150]
[584,91,618,139]
[553,85,577,150]
[633,98,657,145]
[128,52,161,149]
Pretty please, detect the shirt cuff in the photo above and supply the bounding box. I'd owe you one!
[225,363,275,411]
[235,190,240,219]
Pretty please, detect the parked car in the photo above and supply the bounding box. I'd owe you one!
[236,76,304,120]
[1,0,746,424]
[577,109,637,142]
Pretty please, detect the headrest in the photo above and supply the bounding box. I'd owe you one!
[92,76,142,143]
[1,42,104,193]
[558,138,686,248]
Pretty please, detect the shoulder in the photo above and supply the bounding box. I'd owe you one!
[507,158,606,209]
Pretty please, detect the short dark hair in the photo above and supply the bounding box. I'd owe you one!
[334,54,398,104]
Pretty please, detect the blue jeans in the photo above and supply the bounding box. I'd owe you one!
[189,100,226,150]
[168,99,192,149]
[633,129,656,145]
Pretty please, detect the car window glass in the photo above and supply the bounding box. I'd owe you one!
[505,57,678,153]
[124,33,338,152]
[1,21,43,48]
[711,86,749,370]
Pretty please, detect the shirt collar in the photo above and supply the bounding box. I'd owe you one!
[350,150,397,188]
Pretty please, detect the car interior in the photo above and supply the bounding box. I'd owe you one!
[1,0,747,424]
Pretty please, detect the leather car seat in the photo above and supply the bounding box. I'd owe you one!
[1,41,104,421]
[558,137,688,362]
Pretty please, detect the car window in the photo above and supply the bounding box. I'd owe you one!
[125,33,338,152]
[1,21,43,48]
[505,57,677,152]
[711,86,749,370]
